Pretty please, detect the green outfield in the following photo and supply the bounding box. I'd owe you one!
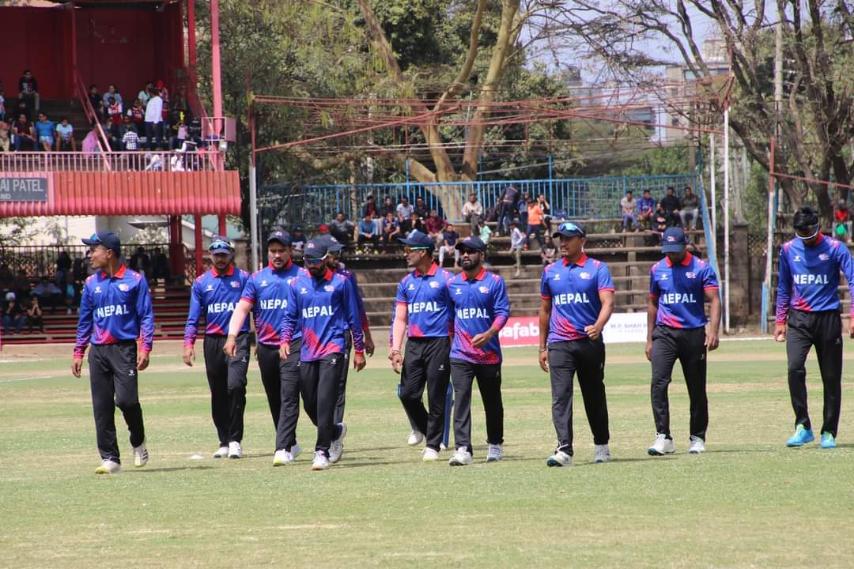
[1,340,852,568]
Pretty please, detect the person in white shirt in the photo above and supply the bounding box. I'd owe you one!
[620,190,637,231]
[509,221,527,277]
[144,89,164,150]
[462,192,483,233]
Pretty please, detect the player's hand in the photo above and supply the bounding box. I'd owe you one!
[279,342,290,360]
[354,351,366,371]
[182,345,195,366]
[471,331,493,348]
[137,351,150,371]
[364,335,375,357]
[223,336,237,358]
[71,357,83,378]
[773,322,787,342]
[584,324,603,341]
[645,339,653,362]
[705,329,720,351]
[390,350,403,374]
[538,349,549,373]
[849,320,854,339]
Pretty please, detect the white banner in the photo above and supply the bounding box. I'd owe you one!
[601,312,648,344]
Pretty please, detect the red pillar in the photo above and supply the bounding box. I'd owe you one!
[218,214,227,235]
[194,214,204,276]
[187,0,196,71]
[168,215,184,284]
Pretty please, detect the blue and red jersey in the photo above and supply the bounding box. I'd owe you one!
[241,261,303,346]
[776,234,854,322]
[395,263,454,338]
[280,267,365,361]
[649,252,718,329]
[74,264,154,357]
[448,268,510,364]
[184,265,250,345]
[540,254,615,343]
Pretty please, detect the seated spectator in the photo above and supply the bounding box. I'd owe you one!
[55,117,76,151]
[679,185,700,230]
[661,186,681,226]
[438,223,459,267]
[478,220,493,245]
[653,203,670,239]
[150,247,171,286]
[18,70,39,115]
[32,276,62,313]
[26,296,43,333]
[129,247,151,278]
[414,196,429,219]
[637,189,656,230]
[101,84,123,117]
[399,211,424,236]
[527,197,544,249]
[329,212,355,246]
[396,196,414,221]
[381,196,395,217]
[33,112,55,152]
[541,235,557,265]
[381,212,400,247]
[12,270,30,301]
[834,199,850,242]
[127,98,146,129]
[88,84,101,116]
[2,292,25,335]
[424,209,447,247]
[291,227,306,252]
[362,194,378,219]
[510,221,527,277]
[357,214,380,249]
[12,113,35,151]
[620,190,638,231]
[0,121,10,152]
[462,192,483,233]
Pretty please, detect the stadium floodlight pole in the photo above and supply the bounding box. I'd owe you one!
[723,106,731,334]
[249,94,260,271]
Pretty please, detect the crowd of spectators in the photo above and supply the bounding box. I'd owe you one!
[620,185,701,235]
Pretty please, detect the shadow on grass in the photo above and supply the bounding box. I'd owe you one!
[135,466,215,473]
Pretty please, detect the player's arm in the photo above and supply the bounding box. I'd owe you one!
[646,266,659,361]
[278,282,298,359]
[473,278,510,348]
[390,302,408,374]
[343,279,366,371]
[774,247,792,341]
[538,295,551,372]
[182,280,203,366]
[136,277,155,371]
[225,279,255,357]
[350,274,374,356]
[837,246,854,338]
[72,282,94,378]
[704,287,721,350]
[586,266,616,340]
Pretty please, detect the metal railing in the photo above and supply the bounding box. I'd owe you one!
[260,174,699,230]
[0,150,224,173]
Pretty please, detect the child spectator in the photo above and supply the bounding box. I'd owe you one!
[101,85,123,116]
[478,220,493,245]
[127,98,146,129]
[55,117,75,151]
[106,96,123,141]
[122,121,140,151]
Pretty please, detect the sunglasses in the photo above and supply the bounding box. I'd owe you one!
[558,222,583,235]
[459,248,480,255]
[87,233,102,244]
[209,239,232,251]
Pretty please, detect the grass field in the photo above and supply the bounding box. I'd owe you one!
[1,339,853,568]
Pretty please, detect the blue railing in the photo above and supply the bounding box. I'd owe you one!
[260,174,698,230]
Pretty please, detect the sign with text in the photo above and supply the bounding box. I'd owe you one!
[499,313,648,347]
[0,176,48,202]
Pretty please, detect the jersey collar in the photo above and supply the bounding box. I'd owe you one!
[414,262,439,277]
[562,253,588,267]
[101,264,127,279]
[464,267,487,281]
[211,265,235,277]
[665,251,693,267]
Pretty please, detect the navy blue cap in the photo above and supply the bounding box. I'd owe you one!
[267,230,292,246]
[398,229,434,250]
[455,236,487,252]
[303,238,331,261]
[208,235,234,254]
[552,221,586,239]
[316,234,344,253]
[661,227,688,253]
[82,231,121,256]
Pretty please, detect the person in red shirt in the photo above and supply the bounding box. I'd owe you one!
[425,209,447,248]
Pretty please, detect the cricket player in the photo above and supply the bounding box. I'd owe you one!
[446,236,510,466]
[225,230,304,465]
[646,227,720,455]
[775,206,854,449]
[389,229,454,461]
[539,222,614,467]
[72,231,154,475]
[183,236,250,459]
[279,238,366,471]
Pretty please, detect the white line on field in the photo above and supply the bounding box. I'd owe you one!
[0,374,60,383]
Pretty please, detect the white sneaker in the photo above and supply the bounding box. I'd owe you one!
[329,423,347,464]
[546,450,572,468]
[422,447,440,462]
[593,444,611,463]
[449,447,473,466]
[133,442,149,467]
[227,441,242,459]
[291,443,302,460]
[648,433,675,456]
[311,451,330,471]
[439,442,447,451]
[407,430,424,446]
[688,436,705,454]
[486,444,504,462]
[213,446,229,459]
[273,449,294,466]
[95,459,121,475]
